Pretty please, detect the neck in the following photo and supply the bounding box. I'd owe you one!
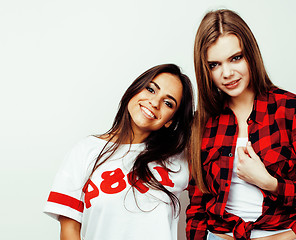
[229,88,255,111]
[129,131,149,144]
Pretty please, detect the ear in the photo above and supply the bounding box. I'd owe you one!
[164,120,173,128]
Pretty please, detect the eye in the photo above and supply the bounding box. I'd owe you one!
[232,55,243,62]
[209,62,218,70]
[164,100,173,109]
[146,86,155,93]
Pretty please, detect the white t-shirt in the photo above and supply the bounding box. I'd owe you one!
[225,138,264,222]
[44,136,189,240]
[225,138,290,238]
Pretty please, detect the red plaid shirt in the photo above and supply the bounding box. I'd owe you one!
[186,88,296,240]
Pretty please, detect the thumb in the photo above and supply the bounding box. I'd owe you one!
[237,146,246,159]
[245,141,257,159]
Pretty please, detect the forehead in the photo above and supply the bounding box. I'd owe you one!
[207,34,241,61]
[152,73,183,100]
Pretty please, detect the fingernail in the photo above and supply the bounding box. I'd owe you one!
[248,141,251,145]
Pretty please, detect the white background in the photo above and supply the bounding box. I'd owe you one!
[1,0,296,239]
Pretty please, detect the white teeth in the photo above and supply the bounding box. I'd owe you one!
[141,106,155,118]
[226,80,239,86]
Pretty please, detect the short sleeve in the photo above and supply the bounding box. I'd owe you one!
[43,138,94,223]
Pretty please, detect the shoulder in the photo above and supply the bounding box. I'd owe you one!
[62,136,108,167]
[269,87,296,105]
[267,87,296,118]
[72,135,107,152]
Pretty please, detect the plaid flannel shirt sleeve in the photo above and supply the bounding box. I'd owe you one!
[186,178,208,240]
[276,106,296,207]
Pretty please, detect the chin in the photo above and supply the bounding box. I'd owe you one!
[226,89,245,98]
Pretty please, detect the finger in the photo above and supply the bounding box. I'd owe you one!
[237,148,248,164]
[237,159,242,169]
[236,169,243,180]
[245,141,258,160]
[237,146,246,158]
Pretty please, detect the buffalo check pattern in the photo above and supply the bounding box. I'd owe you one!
[186,88,296,240]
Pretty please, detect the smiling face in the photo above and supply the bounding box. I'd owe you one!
[207,34,253,101]
[127,72,183,140]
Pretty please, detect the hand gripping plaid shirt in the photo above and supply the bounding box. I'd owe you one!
[186,88,296,240]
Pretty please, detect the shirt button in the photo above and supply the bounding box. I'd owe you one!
[229,153,233,157]
[225,183,229,187]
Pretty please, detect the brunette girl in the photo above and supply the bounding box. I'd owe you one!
[186,9,296,240]
[44,64,194,240]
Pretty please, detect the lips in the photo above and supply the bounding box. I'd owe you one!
[140,105,156,119]
[224,79,240,88]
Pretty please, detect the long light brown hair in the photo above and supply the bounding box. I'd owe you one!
[189,9,274,192]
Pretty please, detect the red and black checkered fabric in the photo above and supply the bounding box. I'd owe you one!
[186,88,296,240]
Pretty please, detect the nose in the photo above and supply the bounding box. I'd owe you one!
[149,96,160,109]
[222,64,234,78]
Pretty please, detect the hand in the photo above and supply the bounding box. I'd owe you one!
[236,141,278,193]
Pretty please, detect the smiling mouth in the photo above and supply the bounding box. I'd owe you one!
[140,106,156,119]
[224,79,240,87]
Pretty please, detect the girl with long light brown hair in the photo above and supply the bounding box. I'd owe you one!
[186,9,296,240]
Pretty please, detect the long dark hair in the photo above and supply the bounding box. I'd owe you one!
[87,63,194,214]
[189,9,275,192]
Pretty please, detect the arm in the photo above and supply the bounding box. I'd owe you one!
[236,96,296,207]
[59,216,81,240]
[237,139,296,207]
[276,113,296,206]
[186,179,208,240]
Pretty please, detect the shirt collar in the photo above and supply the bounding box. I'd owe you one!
[249,92,269,124]
[219,91,269,124]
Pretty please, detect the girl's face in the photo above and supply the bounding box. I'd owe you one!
[127,73,183,140]
[207,34,252,100]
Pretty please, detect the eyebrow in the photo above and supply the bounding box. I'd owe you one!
[228,51,242,60]
[207,51,242,63]
[150,81,178,106]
